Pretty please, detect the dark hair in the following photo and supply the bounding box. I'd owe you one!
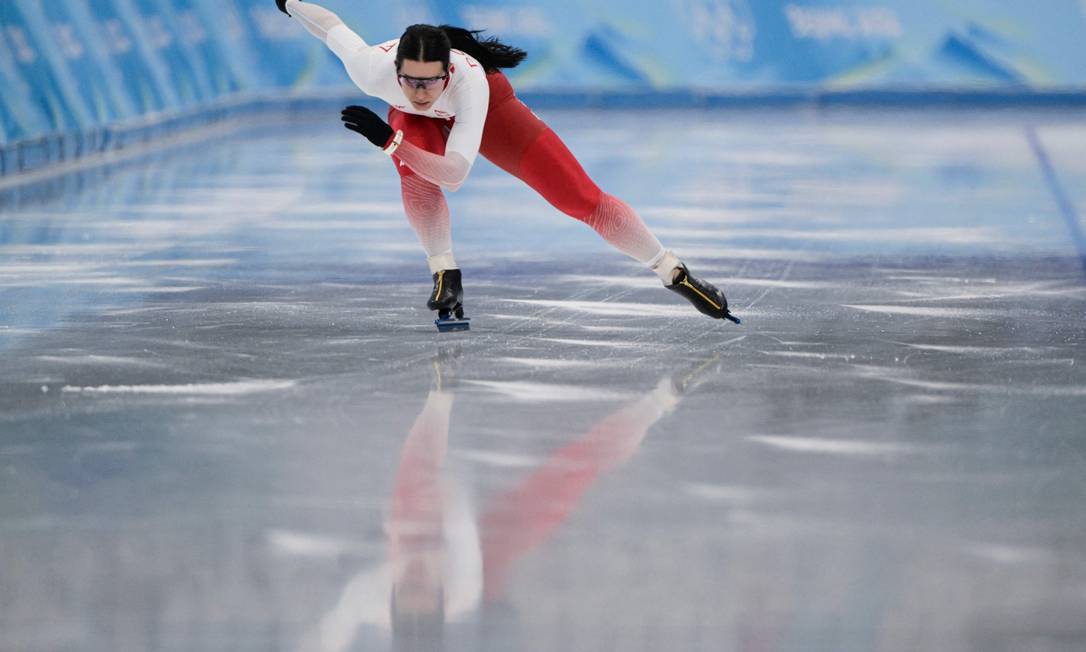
[396,24,527,73]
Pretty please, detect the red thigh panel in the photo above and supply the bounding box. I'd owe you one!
[387,73,602,219]
[388,108,453,178]
[479,78,601,220]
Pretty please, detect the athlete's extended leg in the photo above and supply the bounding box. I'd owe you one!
[479,97,665,266]
[479,74,738,322]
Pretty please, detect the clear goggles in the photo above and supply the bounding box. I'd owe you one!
[397,74,448,91]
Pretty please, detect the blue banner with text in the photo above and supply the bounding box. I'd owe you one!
[2,0,1086,148]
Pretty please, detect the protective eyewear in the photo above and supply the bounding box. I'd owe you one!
[397,73,449,90]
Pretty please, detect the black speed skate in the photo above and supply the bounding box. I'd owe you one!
[428,268,470,333]
[666,264,740,324]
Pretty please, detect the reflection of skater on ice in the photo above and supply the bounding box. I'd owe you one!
[276,0,740,329]
[297,353,723,651]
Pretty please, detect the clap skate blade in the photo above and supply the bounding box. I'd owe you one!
[435,305,470,333]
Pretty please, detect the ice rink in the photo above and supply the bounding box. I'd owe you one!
[2,107,1086,651]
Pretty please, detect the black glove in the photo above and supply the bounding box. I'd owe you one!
[341,105,395,149]
[276,0,291,16]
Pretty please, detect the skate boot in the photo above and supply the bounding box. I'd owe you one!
[666,264,740,324]
[428,268,470,333]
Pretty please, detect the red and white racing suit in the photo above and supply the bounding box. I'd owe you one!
[288,0,678,276]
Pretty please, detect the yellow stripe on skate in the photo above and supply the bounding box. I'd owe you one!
[680,278,721,311]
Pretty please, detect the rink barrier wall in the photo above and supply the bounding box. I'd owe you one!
[5,0,1086,180]
[3,86,1086,181]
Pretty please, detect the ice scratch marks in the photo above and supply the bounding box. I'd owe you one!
[656,226,1009,245]
[853,365,1086,397]
[878,273,1086,301]
[760,350,855,361]
[748,435,914,457]
[264,218,407,232]
[464,380,631,402]
[61,380,297,395]
[0,259,224,290]
[281,201,404,215]
[577,324,645,333]
[554,274,838,291]
[537,337,643,349]
[554,275,662,289]
[898,343,1056,357]
[114,258,238,269]
[503,299,695,318]
[842,305,1006,319]
[892,281,1086,302]
[725,277,837,290]
[679,246,829,263]
[495,357,618,369]
[36,354,168,368]
[0,328,39,337]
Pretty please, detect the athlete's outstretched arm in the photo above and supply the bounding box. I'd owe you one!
[341,106,472,191]
[280,0,380,93]
[391,143,472,192]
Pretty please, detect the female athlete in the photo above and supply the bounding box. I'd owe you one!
[276,0,739,327]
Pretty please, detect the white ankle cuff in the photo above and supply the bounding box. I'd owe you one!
[427,252,458,274]
[650,250,682,283]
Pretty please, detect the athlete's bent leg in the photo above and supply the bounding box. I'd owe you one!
[389,109,457,273]
[400,175,455,273]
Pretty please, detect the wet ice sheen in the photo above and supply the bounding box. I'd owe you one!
[1,108,1085,651]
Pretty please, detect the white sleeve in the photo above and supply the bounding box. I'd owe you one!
[444,71,490,168]
[286,1,381,94]
[284,0,344,41]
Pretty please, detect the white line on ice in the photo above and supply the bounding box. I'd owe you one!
[554,274,837,291]
[683,483,764,503]
[464,380,631,402]
[899,343,1054,356]
[679,246,830,262]
[759,351,856,361]
[577,324,646,333]
[455,450,542,468]
[264,219,408,231]
[748,435,913,456]
[503,299,695,318]
[762,226,1006,244]
[842,305,1006,318]
[266,530,354,558]
[962,543,1053,565]
[61,380,297,395]
[725,277,839,289]
[853,365,1086,396]
[282,202,404,214]
[113,286,206,294]
[496,357,617,369]
[114,259,238,268]
[0,328,39,336]
[36,355,168,368]
[537,337,644,348]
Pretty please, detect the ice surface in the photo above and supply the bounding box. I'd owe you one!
[1,108,1085,652]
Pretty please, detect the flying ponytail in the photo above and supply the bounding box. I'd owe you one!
[397,24,527,73]
[439,26,527,71]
